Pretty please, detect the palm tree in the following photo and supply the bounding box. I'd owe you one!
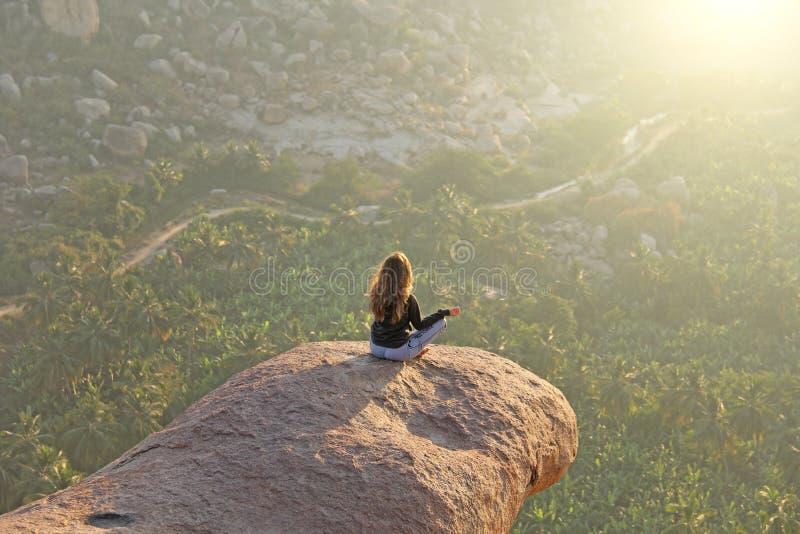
[66,303,120,373]
[729,380,770,444]
[110,279,171,352]
[220,222,261,271]
[21,272,71,326]
[599,356,643,419]
[0,411,45,512]
[752,486,800,534]
[692,396,731,467]
[25,331,83,395]
[59,382,121,472]
[169,286,219,384]
[174,218,226,271]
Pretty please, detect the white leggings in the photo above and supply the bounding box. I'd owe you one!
[369,319,447,361]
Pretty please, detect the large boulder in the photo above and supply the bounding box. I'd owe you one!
[102,124,148,158]
[262,103,289,124]
[655,176,689,204]
[89,69,118,91]
[182,0,211,19]
[352,1,407,27]
[376,48,412,75]
[216,20,247,49]
[74,97,110,121]
[39,0,99,41]
[0,73,21,100]
[0,342,577,533]
[0,155,28,184]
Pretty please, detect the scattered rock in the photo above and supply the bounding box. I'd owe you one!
[134,33,163,49]
[218,93,241,109]
[592,224,609,245]
[330,48,351,62]
[138,10,151,28]
[356,204,381,223]
[0,74,21,100]
[216,21,247,49]
[90,69,118,91]
[0,155,29,184]
[207,66,230,85]
[354,3,407,27]
[271,42,287,59]
[611,178,641,201]
[39,0,99,42]
[475,134,503,153]
[249,61,271,80]
[292,17,333,39]
[148,59,177,78]
[126,105,152,124]
[210,188,227,195]
[242,85,257,99]
[29,260,50,275]
[301,96,319,112]
[656,176,689,204]
[376,49,412,75]
[262,104,289,124]
[102,124,148,158]
[183,57,209,76]
[445,44,471,69]
[0,342,577,533]
[182,0,210,18]
[309,40,325,56]
[163,125,182,143]
[284,53,307,69]
[640,232,658,251]
[74,97,110,121]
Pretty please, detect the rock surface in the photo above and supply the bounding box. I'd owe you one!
[0,73,21,100]
[0,155,29,184]
[74,97,110,121]
[39,0,99,41]
[0,342,577,533]
[102,124,148,158]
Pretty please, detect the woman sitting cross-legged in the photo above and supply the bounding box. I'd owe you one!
[367,251,460,361]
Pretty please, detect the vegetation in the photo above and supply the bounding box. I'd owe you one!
[0,108,799,532]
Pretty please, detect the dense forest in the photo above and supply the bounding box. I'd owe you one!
[1,105,799,531]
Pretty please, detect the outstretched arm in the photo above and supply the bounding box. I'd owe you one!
[408,295,455,330]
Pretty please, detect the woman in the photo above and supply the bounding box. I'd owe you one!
[368,251,460,361]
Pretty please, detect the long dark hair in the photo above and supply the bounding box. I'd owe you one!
[368,252,413,323]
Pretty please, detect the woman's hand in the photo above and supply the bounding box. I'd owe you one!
[450,306,461,317]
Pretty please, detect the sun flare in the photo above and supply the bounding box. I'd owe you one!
[658,0,797,72]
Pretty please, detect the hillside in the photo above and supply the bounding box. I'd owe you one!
[0,0,614,232]
[1,0,800,532]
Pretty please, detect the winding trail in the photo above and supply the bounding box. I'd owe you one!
[114,199,325,276]
[486,117,683,211]
[0,115,683,319]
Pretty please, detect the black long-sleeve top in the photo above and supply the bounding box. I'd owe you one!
[370,294,449,348]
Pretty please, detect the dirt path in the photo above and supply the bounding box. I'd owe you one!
[0,303,22,319]
[485,117,684,211]
[0,199,327,319]
[115,199,326,276]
